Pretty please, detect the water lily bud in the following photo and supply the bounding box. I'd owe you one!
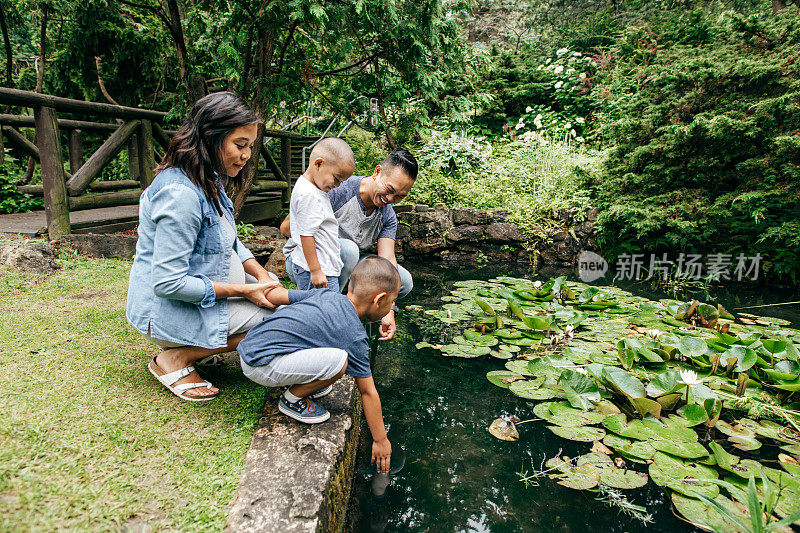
[533,281,543,289]
[648,329,662,339]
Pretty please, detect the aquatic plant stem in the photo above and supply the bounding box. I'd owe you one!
[733,301,800,310]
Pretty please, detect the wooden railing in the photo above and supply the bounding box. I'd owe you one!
[0,88,318,238]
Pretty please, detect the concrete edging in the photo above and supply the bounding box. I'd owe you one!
[228,376,362,533]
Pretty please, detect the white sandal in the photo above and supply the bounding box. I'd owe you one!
[148,357,219,402]
[196,354,224,366]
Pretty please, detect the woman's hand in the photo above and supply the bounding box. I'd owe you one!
[239,281,280,308]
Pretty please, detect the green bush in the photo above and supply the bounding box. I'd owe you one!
[344,128,387,177]
[0,155,44,214]
[406,132,600,230]
[415,131,492,176]
[589,8,800,282]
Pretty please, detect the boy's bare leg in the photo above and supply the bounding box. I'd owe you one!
[154,333,246,397]
[288,362,347,398]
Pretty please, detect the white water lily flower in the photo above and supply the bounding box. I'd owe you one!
[648,329,662,339]
[564,122,572,129]
[525,106,533,113]
[446,309,452,319]
[579,72,587,80]
[564,325,575,338]
[574,366,587,375]
[556,48,569,56]
[573,51,582,57]
[576,117,585,124]
[533,280,543,289]
[679,369,701,388]
[554,80,564,89]
[554,65,564,74]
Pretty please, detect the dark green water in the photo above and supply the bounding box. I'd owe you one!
[348,262,800,533]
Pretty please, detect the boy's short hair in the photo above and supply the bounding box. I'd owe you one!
[349,256,401,298]
[309,137,355,169]
[381,148,418,181]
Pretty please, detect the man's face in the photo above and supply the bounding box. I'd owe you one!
[371,166,414,207]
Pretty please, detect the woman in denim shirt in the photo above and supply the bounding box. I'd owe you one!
[127,93,279,401]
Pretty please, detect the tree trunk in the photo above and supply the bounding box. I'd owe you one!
[375,69,397,149]
[230,29,277,216]
[164,0,204,103]
[0,0,13,88]
[772,0,787,13]
[36,3,48,92]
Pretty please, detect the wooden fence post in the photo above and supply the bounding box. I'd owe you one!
[34,105,70,239]
[128,132,140,182]
[0,127,4,166]
[68,129,83,174]
[137,120,155,188]
[280,137,292,201]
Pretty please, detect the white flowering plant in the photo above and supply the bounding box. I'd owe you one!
[512,48,595,141]
[416,130,494,177]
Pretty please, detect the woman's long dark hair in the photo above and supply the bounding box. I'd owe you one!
[156,92,259,215]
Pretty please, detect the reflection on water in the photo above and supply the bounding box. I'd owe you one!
[348,262,800,532]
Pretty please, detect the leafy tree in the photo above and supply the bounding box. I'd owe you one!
[589,7,800,281]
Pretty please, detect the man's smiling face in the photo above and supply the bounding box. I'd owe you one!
[370,165,414,207]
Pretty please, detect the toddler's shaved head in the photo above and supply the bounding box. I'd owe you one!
[349,256,401,298]
[309,137,355,171]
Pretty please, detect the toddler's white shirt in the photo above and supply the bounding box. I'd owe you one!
[289,175,343,276]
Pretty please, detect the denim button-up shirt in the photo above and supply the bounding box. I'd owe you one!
[126,167,255,349]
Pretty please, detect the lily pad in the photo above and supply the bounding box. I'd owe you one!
[505,359,534,376]
[649,453,720,499]
[548,425,606,442]
[598,468,649,489]
[554,462,600,490]
[486,370,526,389]
[651,440,709,460]
[671,493,753,532]
[720,345,757,372]
[509,380,558,400]
[488,418,519,441]
[677,336,708,357]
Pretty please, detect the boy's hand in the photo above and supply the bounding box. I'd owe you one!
[371,436,392,474]
[378,311,396,341]
[310,269,328,288]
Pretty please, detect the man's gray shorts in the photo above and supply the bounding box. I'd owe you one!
[240,347,348,387]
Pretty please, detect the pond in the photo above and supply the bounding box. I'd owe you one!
[347,261,800,532]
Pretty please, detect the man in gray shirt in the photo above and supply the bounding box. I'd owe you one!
[281,148,417,341]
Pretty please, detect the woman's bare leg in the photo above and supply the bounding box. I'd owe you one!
[154,333,246,397]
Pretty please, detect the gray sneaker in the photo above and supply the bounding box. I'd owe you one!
[278,395,330,424]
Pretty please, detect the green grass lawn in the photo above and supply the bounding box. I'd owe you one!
[0,248,274,531]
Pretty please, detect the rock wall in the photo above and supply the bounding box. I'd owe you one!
[393,204,599,266]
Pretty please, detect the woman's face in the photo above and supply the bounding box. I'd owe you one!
[220,123,258,177]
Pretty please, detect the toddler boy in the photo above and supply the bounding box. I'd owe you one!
[237,256,399,473]
[287,137,355,292]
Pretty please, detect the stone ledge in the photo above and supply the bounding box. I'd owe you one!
[228,376,361,533]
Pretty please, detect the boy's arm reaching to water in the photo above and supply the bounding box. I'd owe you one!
[356,376,391,474]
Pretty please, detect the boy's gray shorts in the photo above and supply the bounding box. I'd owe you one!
[240,348,348,387]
